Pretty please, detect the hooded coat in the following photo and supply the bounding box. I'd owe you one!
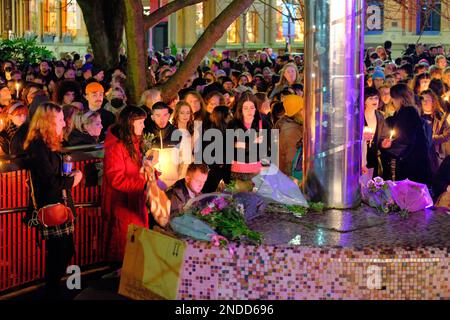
[274,115,303,177]
[102,128,148,262]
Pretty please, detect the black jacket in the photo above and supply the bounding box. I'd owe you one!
[98,108,115,142]
[166,178,192,217]
[144,119,180,148]
[433,156,450,200]
[227,118,271,164]
[26,139,75,211]
[382,106,432,185]
[364,110,389,177]
[66,129,97,147]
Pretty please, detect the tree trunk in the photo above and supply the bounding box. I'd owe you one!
[124,0,147,105]
[77,0,125,71]
[161,0,255,101]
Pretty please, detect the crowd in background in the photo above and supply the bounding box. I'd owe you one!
[1,41,450,298]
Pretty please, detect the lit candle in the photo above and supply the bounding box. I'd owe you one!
[15,82,20,99]
[363,126,375,134]
[389,130,395,140]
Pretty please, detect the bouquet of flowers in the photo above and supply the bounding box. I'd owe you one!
[361,177,399,213]
[142,133,156,160]
[182,195,263,247]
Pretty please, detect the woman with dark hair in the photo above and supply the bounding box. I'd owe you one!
[0,101,28,154]
[227,93,270,181]
[62,104,77,144]
[102,106,156,264]
[24,102,83,298]
[201,106,233,193]
[204,90,226,114]
[184,90,208,122]
[380,83,432,185]
[412,72,431,95]
[362,87,389,177]
[55,80,82,106]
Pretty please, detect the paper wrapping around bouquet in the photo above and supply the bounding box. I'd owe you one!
[436,191,450,210]
[118,225,186,300]
[389,179,433,212]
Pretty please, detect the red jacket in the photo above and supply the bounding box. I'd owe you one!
[102,129,148,262]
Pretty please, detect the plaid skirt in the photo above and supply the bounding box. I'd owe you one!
[41,220,75,240]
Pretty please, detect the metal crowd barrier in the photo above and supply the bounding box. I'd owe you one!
[0,144,105,294]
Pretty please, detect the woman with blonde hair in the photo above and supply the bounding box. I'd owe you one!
[269,63,301,99]
[376,46,388,61]
[419,89,450,173]
[139,87,162,111]
[24,102,83,298]
[67,110,103,146]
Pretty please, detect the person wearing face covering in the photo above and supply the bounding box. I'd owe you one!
[104,86,127,118]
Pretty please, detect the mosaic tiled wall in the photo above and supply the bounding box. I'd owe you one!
[177,242,449,300]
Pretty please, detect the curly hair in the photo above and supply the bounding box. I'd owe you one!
[24,102,63,152]
[56,80,82,104]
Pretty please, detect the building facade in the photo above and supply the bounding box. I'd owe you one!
[1,0,450,60]
[0,0,90,57]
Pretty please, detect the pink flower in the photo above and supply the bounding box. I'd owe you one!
[209,234,228,247]
[201,207,213,215]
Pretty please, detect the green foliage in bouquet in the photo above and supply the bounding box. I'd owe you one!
[0,37,54,65]
[142,133,156,157]
[184,196,262,245]
[224,180,254,193]
[285,201,325,218]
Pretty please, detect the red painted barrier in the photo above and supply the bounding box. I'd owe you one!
[0,158,104,293]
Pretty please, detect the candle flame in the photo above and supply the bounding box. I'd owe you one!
[389,130,395,140]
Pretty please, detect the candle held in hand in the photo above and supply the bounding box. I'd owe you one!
[15,82,20,99]
[389,130,395,140]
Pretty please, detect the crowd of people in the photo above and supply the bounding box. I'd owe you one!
[0,41,449,298]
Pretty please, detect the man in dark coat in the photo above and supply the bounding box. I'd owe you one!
[166,163,209,217]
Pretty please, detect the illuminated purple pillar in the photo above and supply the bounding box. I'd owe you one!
[303,0,365,208]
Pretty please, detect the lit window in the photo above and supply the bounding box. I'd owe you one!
[246,11,258,43]
[63,0,78,37]
[227,19,240,44]
[417,0,441,34]
[196,3,204,38]
[29,0,39,33]
[294,7,304,42]
[276,0,303,42]
[44,0,58,34]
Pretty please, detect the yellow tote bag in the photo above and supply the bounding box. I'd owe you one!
[118,225,186,300]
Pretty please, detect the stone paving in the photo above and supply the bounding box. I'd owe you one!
[248,204,450,248]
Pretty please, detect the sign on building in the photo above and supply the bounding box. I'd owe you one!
[365,0,384,33]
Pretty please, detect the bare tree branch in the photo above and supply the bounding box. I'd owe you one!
[161,0,255,100]
[144,0,204,30]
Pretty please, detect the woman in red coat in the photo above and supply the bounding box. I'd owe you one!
[102,106,150,263]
